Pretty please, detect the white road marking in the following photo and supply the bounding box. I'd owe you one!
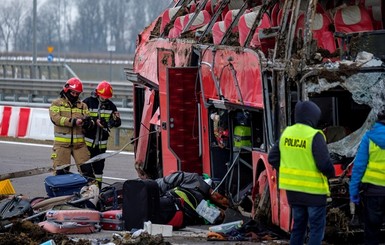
[0,140,133,155]
[0,140,135,180]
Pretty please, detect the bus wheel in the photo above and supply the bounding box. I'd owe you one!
[254,170,271,222]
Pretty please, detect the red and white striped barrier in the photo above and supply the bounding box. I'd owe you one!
[0,106,54,140]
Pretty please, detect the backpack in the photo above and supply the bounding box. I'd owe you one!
[98,182,124,211]
[158,195,185,229]
[166,187,205,225]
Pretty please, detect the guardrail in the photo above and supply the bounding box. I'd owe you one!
[0,62,136,145]
[1,62,76,79]
[0,62,136,107]
[0,63,135,124]
[0,78,133,107]
[0,101,133,130]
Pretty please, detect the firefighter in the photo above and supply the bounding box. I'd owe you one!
[350,109,385,245]
[83,81,121,189]
[268,100,335,245]
[49,77,94,177]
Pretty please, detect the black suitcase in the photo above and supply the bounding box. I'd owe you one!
[122,179,160,231]
[0,196,33,230]
[44,174,88,197]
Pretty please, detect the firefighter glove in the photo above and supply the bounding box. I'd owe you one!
[350,194,360,205]
[99,118,109,128]
[82,116,94,130]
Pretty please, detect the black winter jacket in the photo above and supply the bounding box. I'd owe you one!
[83,95,121,148]
[268,101,335,206]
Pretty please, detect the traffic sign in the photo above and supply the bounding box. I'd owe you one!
[47,54,54,62]
[47,46,54,53]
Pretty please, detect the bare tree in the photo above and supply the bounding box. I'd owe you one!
[4,0,173,55]
[0,0,25,52]
[72,0,106,52]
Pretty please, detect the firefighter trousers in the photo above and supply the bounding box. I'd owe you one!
[51,142,94,178]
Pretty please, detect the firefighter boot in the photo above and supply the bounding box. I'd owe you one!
[79,163,95,181]
[95,174,103,189]
[55,166,71,175]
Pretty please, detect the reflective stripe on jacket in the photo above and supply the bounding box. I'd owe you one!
[85,137,108,148]
[54,133,85,143]
[279,124,330,195]
[83,96,121,148]
[362,140,385,186]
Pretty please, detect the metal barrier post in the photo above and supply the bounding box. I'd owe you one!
[114,128,120,146]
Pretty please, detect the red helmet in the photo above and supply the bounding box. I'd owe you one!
[63,77,83,93]
[96,81,113,99]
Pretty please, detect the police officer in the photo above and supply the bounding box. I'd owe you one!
[49,77,94,177]
[350,109,385,245]
[83,81,121,188]
[268,100,335,245]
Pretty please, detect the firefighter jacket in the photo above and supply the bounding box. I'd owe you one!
[279,124,330,195]
[49,96,90,146]
[83,96,121,149]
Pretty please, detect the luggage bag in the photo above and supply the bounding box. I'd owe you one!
[39,209,101,234]
[98,182,124,211]
[122,179,160,230]
[0,196,33,229]
[39,220,98,234]
[101,209,124,231]
[158,195,185,229]
[45,174,88,197]
[0,196,32,220]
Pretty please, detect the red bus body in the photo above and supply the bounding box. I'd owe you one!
[128,0,385,237]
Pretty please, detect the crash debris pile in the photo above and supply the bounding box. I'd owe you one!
[0,171,287,244]
[0,220,172,245]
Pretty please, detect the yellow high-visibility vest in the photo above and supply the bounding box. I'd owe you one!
[362,140,385,186]
[279,124,330,195]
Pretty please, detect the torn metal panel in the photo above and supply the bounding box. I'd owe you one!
[305,57,385,157]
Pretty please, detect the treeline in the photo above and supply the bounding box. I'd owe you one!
[0,0,172,55]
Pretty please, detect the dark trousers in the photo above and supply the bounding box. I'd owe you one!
[290,205,326,245]
[363,196,385,245]
[87,146,106,175]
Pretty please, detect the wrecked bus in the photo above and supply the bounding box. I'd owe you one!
[126,0,385,239]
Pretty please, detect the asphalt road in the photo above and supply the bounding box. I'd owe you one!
[0,140,137,198]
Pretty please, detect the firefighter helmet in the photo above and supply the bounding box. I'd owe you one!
[96,81,113,99]
[63,77,83,93]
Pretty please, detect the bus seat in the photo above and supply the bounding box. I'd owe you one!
[270,2,281,27]
[224,9,242,32]
[160,7,182,34]
[334,5,374,33]
[169,10,212,38]
[212,21,226,44]
[360,0,384,30]
[238,10,271,48]
[296,13,336,53]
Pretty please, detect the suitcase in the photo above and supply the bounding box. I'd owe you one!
[39,209,101,234]
[100,209,124,231]
[39,220,98,234]
[0,196,33,229]
[44,174,88,197]
[122,179,160,230]
[0,196,32,220]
